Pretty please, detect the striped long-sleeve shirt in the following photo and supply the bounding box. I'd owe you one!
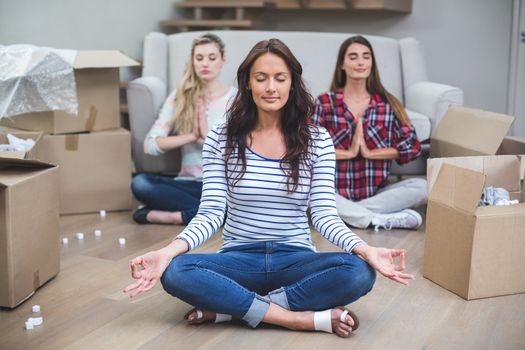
[177,124,366,254]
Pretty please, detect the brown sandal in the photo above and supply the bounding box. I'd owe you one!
[184,308,232,324]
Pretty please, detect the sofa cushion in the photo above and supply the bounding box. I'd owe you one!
[167,30,403,101]
[406,109,431,141]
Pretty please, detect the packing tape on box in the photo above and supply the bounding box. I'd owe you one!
[85,106,97,131]
[33,270,40,289]
[65,134,79,151]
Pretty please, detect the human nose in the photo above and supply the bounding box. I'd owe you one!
[265,79,276,93]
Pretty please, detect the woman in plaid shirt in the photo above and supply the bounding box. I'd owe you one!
[312,35,428,231]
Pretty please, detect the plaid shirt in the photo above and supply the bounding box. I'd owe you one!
[312,89,421,201]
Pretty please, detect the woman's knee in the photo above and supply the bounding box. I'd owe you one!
[160,255,195,296]
[342,255,376,295]
[405,177,428,203]
[131,174,153,199]
[405,177,427,192]
[357,260,376,294]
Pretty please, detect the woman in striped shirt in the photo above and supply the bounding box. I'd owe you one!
[124,39,414,338]
[131,33,236,225]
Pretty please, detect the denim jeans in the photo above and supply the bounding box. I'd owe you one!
[131,173,203,224]
[160,242,376,328]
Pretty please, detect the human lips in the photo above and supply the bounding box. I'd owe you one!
[262,96,279,103]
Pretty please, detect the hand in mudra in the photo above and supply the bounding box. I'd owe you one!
[355,245,415,285]
[123,250,172,298]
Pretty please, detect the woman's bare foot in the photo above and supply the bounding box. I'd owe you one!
[146,210,183,225]
[329,308,358,337]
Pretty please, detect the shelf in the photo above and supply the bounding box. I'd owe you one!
[160,19,253,28]
[176,1,266,8]
[265,0,412,12]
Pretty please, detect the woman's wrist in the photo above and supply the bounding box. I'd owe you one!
[157,133,198,152]
[159,238,189,260]
[187,133,198,143]
[352,243,370,259]
[348,147,359,159]
[360,146,372,159]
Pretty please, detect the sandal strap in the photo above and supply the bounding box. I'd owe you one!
[214,313,232,323]
[313,309,333,333]
[339,309,349,323]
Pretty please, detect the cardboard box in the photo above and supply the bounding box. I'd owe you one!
[0,131,60,308]
[424,158,525,300]
[0,51,138,134]
[498,136,525,181]
[430,106,515,158]
[35,128,132,214]
[428,106,525,191]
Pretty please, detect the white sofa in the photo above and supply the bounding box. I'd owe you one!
[127,30,464,175]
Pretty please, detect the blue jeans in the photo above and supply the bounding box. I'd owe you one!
[161,242,376,328]
[131,173,202,224]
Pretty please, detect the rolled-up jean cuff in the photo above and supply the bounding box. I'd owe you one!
[242,294,270,328]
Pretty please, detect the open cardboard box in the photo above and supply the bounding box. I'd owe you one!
[0,51,138,134]
[425,106,525,300]
[424,159,525,300]
[428,106,525,191]
[0,130,60,308]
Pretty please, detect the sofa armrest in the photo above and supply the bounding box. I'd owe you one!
[405,81,464,131]
[127,76,180,174]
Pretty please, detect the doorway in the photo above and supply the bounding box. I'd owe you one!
[509,0,525,136]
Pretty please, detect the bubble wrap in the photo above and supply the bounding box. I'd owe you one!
[0,45,78,118]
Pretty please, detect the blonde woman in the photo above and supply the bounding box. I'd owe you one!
[132,33,236,225]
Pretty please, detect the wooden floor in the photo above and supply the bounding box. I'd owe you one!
[1,209,524,350]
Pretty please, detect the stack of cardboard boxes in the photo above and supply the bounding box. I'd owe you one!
[0,51,137,307]
[424,106,525,300]
[1,50,137,214]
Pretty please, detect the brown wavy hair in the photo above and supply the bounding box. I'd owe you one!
[330,35,410,125]
[225,38,314,192]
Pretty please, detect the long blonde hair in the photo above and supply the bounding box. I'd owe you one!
[171,33,225,134]
[330,35,410,126]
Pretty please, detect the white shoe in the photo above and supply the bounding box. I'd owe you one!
[371,209,423,232]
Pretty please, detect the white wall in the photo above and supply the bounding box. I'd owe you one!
[256,0,514,115]
[0,0,515,116]
[0,0,179,80]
